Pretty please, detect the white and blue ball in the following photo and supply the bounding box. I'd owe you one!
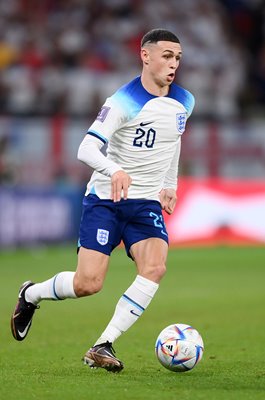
[155,323,204,372]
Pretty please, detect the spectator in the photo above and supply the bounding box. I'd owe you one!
[0,0,263,117]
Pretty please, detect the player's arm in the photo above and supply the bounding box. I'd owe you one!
[77,134,132,201]
[77,134,121,177]
[78,97,133,201]
[77,98,122,179]
[159,137,181,214]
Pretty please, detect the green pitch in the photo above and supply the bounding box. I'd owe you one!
[1,246,265,400]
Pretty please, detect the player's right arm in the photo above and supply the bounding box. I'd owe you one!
[77,98,132,201]
[77,136,131,201]
[77,134,121,177]
[111,170,132,202]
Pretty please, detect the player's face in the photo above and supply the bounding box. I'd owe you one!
[142,41,182,88]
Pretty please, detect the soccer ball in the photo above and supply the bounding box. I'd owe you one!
[155,323,204,372]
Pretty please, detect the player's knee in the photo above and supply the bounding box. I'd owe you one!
[142,262,166,283]
[74,275,103,297]
[155,263,167,281]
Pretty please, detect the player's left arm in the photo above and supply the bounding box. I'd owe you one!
[160,89,195,214]
[159,188,177,215]
[159,137,181,215]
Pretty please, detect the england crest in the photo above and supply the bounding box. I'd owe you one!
[176,113,187,133]
[97,229,109,245]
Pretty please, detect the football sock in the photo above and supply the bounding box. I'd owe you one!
[94,274,159,346]
[25,271,77,305]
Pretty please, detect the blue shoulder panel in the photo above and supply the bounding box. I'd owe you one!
[112,76,156,119]
[112,76,195,119]
[168,83,195,117]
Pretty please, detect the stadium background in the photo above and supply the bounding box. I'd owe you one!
[0,0,265,248]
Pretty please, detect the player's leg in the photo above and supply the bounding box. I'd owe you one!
[85,201,168,372]
[130,237,168,283]
[11,194,117,342]
[76,247,125,372]
[91,238,167,346]
[10,247,109,341]
[74,247,110,296]
[10,273,77,342]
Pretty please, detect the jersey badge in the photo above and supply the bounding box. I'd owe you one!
[96,106,110,122]
[97,229,109,245]
[176,113,186,133]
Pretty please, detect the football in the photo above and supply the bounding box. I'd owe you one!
[155,323,204,372]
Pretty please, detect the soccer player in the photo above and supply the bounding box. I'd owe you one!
[11,29,194,372]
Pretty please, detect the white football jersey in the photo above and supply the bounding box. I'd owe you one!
[84,76,194,201]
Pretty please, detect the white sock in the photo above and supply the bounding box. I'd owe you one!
[94,275,159,346]
[25,271,77,305]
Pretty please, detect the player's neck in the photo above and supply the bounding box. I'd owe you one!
[141,74,169,97]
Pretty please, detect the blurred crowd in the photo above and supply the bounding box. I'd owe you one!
[0,0,264,119]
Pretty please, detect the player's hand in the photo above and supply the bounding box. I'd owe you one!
[159,188,177,215]
[111,170,132,202]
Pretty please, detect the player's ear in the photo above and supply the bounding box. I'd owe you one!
[141,48,149,65]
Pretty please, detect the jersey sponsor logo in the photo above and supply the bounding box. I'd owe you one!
[96,106,111,122]
[176,113,186,133]
[140,121,154,127]
[96,229,109,245]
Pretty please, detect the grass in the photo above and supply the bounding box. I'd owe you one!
[0,246,265,399]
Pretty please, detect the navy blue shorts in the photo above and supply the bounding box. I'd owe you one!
[78,194,168,258]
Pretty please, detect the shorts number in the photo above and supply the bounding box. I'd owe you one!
[149,212,168,236]
[133,128,156,148]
